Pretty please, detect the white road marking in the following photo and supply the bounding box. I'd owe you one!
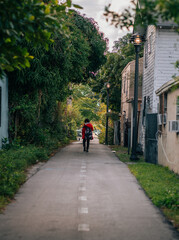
[78,224,90,231]
[78,207,88,214]
[81,166,86,169]
[80,182,86,186]
[80,175,86,178]
[78,196,87,201]
[79,187,86,191]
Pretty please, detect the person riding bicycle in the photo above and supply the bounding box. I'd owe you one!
[82,119,93,152]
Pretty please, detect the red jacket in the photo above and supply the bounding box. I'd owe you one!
[82,123,94,139]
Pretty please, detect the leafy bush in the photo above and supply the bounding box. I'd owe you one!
[98,129,105,144]
[0,145,48,197]
[62,137,70,145]
[98,126,114,145]
[108,127,114,145]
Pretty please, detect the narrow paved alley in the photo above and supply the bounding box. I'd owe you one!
[0,138,178,240]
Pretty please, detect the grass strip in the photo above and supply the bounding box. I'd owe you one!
[112,145,179,231]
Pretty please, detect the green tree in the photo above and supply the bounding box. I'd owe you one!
[72,13,107,79]
[91,33,143,112]
[0,0,83,75]
[72,84,101,123]
[7,11,107,145]
[104,0,179,31]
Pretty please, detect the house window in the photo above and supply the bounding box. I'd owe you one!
[158,93,167,126]
[159,93,167,114]
[177,96,179,120]
[145,40,148,68]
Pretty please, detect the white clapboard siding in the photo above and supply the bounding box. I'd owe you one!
[140,26,156,149]
[142,25,156,111]
[153,28,179,112]
[154,29,179,93]
[143,26,179,113]
[140,26,179,151]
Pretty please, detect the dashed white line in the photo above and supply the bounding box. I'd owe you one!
[78,207,88,214]
[80,179,86,184]
[81,166,86,169]
[79,196,87,201]
[79,187,86,191]
[80,174,86,178]
[78,224,90,231]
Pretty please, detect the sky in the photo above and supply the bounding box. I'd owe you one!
[73,0,132,51]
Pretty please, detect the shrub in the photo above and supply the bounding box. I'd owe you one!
[98,129,105,144]
[0,145,48,197]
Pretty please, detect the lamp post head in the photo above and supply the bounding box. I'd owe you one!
[106,82,110,89]
[134,35,142,45]
[130,33,143,46]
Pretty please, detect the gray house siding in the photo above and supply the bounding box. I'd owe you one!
[142,25,156,112]
[139,26,156,147]
[153,28,179,112]
[140,25,179,150]
[0,76,8,148]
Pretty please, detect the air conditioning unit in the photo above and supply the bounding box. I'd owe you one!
[158,114,162,125]
[168,120,179,132]
[158,113,167,125]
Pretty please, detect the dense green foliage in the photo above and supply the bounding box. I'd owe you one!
[7,11,107,146]
[88,33,144,144]
[91,33,143,112]
[0,0,87,75]
[0,145,49,197]
[105,0,179,31]
[72,84,101,123]
[65,84,108,144]
[72,13,107,80]
[0,0,62,75]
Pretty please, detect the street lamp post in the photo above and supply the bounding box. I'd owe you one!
[105,82,110,145]
[130,34,142,160]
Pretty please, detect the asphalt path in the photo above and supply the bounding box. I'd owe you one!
[0,138,178,240]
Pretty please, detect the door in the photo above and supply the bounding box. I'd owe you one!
[145,113,158,164]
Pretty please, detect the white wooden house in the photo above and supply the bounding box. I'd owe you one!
[139,22,179,155]
[0,75,8,148]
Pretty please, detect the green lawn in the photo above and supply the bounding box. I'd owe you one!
[111,145,179,231]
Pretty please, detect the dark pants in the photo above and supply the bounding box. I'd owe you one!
[83,138,90,151]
